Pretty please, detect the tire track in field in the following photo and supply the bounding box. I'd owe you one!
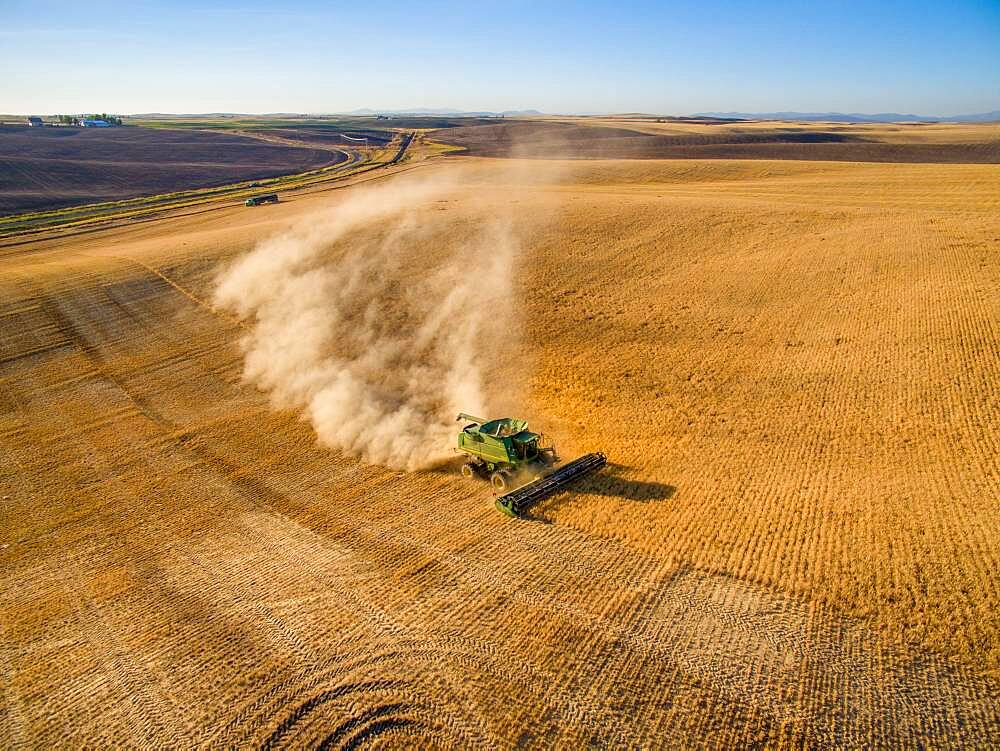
[171,424,999,749]
[345,507,999,746]
[171,508,497,747]
[163,353,999,746]
[0,607,27,750]
[4,260,500,747]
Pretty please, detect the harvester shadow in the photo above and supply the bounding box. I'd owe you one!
[522,463,676,522]
[577,462,676,502]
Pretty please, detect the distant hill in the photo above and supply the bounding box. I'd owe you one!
[117,109,1000,123]
[338,108,544,117]
[695,111,1000,123]
[124,110,545,120]
[129,112,316,119]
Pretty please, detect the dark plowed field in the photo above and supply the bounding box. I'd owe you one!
[434,121,1000,163]
[0,126,345,215]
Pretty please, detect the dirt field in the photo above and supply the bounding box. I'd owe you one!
[1,140,998,746]
[0,126,346,215]
[434,119,1000,163]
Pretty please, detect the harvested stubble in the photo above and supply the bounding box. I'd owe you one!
[0,152,998,748]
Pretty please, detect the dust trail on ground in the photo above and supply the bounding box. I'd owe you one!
[213,176,521,470]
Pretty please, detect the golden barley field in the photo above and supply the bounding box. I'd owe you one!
[1,128,999,747]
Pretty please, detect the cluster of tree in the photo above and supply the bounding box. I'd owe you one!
[54,114,124,126]
[88,113,123,125]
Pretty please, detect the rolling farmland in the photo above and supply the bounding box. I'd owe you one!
[1,128,999,747]
[0,125,347,215]
[435,119,1000,163]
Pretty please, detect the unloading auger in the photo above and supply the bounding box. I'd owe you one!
[455,413,607,517]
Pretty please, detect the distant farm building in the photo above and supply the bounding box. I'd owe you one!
[27,117,44,127]
[81,119,111,127]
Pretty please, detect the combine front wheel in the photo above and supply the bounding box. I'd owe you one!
[490,471,509,492]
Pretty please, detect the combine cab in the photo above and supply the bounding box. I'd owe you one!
[456,413,606,517]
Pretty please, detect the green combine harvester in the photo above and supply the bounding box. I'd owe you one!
[456,413,607,517]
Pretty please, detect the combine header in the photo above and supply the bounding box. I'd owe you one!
[456,413,607,517]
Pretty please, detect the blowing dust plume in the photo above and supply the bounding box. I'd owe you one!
[214,177,520,470]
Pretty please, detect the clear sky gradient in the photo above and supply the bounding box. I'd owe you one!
[2,0,998,115]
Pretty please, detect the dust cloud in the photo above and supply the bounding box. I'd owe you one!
[213,176,521,471]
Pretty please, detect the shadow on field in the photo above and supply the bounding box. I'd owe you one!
[573,462,676,502]
[523,463,677,522]
[431,458,675,503]
[521,465,676,523]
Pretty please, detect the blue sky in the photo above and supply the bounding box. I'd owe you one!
[2,0,998,115]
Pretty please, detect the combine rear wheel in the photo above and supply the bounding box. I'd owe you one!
[461,463,476,479]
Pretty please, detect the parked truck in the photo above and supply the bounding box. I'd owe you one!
[245,193,279,207]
